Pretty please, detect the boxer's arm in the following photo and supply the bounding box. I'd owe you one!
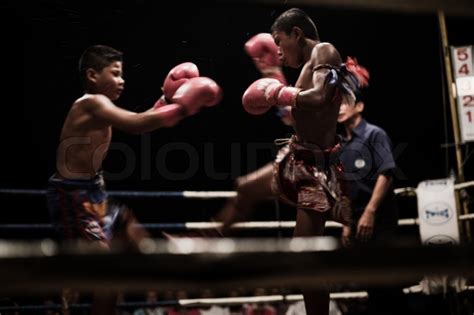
[90,75,221,132]
[294,43,342,111]
[87,94,185,133]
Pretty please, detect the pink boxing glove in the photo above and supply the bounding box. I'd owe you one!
[242,78,300,115]
[244,33,286,84]
[163,62,200,99]
[153,62,200,110]
[171,77,222,116]
[245,33,280,69]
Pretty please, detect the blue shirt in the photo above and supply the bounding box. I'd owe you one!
[340,119,396,213]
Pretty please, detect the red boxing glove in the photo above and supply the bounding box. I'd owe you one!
[171,77,222,116]
[162,62,200,100]
[245,33,280,68]
[242,78,300,115]
[244,33,286,84]
[153,62,200,110]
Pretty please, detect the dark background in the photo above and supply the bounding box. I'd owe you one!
[4,0,474,238]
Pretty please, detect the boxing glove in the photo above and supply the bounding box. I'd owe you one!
[171,77,222,116]
[153,62,200,110]
[242,78,300,115]
[244,33,286,83]
[163,62,200,99]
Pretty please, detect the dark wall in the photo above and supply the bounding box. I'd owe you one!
[6,1,474,227]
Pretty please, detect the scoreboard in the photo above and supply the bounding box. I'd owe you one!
[451,45,474,143]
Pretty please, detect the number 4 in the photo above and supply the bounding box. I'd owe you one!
[459,64,470,76]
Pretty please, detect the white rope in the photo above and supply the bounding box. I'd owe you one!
[394,181,474,197]
[460,213,474,221]
[179,292,369,306]
[403,284,474,294]
[330,292,369,299]
[0,189,237,199]
[188,215,474,229]
[1,182,472,199]
[394,187,417,196]
[396,213,474,226]
[179,295,284,306]
[398,218,419,226]
[454,181,474,190]
[1,214,472,232]
[185,222,221,229]
[325,221,343,228]
[234,221,295,229]
[181,285,474,306]
[183,191,237,198]
[185,221,342,230]
[3,215,471,232]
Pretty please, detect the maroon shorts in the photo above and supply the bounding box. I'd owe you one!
[271,137,351,224]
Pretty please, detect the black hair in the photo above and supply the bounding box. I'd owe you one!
[78,44,123,86]
[271,8,319,41]
[354,87,368,103]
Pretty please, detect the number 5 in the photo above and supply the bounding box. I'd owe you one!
[457,48,469,61]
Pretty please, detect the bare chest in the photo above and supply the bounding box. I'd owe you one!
[294,64,314,90]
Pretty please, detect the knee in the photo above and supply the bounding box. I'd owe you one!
[234,176,253,196]
[229,177,257,209]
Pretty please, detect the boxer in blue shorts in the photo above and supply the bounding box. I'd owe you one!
[47,44,221,314]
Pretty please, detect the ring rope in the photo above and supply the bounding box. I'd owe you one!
[393,180,474,196]
[1,214,473,231]
[1,181,472,199]
[0,189,237,199]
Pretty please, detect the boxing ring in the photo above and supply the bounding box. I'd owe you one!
[10,0,474,313]
[0,183,473,312]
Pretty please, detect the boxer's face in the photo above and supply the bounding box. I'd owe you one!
[89,61,124,100]
[272,30,299,68]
